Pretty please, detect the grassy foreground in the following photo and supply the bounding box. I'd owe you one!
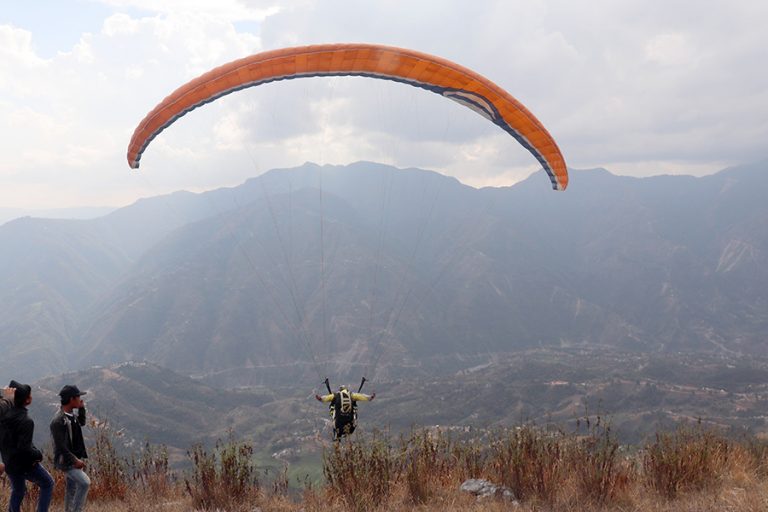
[2,420,768,511]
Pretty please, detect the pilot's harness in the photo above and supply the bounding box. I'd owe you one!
[324,377,367,423]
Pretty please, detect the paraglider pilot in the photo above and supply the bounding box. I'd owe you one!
[315,379,375,441]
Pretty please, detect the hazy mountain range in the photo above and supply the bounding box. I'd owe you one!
[0,206,115,227]
[1,160,766,385]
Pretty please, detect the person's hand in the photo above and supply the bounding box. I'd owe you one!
[370,392,376,401]
[74,458,86,469]
[315,394,322,402]
[2,387,14,400]
[0,462,5,475]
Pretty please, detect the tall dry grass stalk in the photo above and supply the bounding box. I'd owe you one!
[129,441,171,496]
[88,421,129,500]
[184,434,261,511]
[568,416,634,506]
[322,430,399,511]
[404,429,468,504]
[488,425,564,503]
[642,423,731,499]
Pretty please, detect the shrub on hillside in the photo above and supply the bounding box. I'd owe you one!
[488,425,564,503]
[403,430,456,504]
[185,434,260,511]
[643,423,731,499]
[322,431,399,511]
[567,416,634,506]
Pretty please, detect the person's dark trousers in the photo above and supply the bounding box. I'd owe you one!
[7,464,54,512]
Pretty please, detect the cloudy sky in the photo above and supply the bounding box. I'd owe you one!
[1,0,766,210]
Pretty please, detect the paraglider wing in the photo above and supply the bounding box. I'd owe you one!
[127,43,568,190]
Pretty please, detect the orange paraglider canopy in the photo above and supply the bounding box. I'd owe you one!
[127,43,568,190]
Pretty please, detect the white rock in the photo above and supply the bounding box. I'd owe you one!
[459,478,519,505]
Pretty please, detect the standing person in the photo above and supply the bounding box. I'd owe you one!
[0,385,17,477]
[0,380,54,512]
[315,384,375,441]
[50,385,90,512]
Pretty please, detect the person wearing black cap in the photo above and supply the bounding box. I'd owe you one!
[0,380,54,512]
[50,385,90,512]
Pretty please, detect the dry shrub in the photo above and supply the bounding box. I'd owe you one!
[743,436,768,477]
[643,423,731,499]
[88,422,129,500]
[184,435,260,510]
[402,430,455,504]
[91,427,174,503]
[322,432,399,511]
[567,416,634,507]
[270,464,290,497]
[488,425,564,503]
[297,487,325,512]
[129,442,172,496]
[452,439,484,482]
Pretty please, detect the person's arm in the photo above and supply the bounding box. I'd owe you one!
[17,418,43,463]
[50,416,77,468]
[315,393,335,403]
[351,392,375,402]
[77,406,87,427]
[0,387,14,416]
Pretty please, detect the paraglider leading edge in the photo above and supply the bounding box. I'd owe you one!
[126,43,568,191]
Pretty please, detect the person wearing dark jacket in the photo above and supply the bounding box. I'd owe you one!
[0,385,16,476]
[50,385,90,512]
[0,380,54,512]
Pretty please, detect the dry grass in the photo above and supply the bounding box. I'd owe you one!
[2,421,768,511]
[184,433,261,511]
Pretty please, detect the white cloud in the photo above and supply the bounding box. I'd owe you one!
[0,25,47,66]
[94,0,280,21]
[645,33,695,66]
[72,34,96,64]
[102,13,141,36]
[0,25,49,94]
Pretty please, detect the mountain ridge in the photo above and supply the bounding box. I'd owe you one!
[1,160,766,383]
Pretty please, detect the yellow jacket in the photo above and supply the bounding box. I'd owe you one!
[318,392,372,403]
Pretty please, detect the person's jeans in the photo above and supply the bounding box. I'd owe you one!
[7,463,54,512]
[64,468,90,512]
